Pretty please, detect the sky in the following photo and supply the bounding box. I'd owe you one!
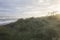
[0,0,60,18]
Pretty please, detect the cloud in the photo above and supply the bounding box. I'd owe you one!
[0,0,60,18]
[16,0,52,18]
[0,0,17,16]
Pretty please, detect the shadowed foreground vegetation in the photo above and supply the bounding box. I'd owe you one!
[0,15,60,40]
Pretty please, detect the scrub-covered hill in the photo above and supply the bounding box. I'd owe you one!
[0,14,60,40]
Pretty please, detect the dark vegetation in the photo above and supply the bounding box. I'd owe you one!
[0,15,60,40]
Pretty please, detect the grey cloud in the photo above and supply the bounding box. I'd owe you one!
[0,0,59,17]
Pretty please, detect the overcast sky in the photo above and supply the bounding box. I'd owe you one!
[0,0,60,18]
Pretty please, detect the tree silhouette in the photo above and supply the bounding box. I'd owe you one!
[48,11,57,16]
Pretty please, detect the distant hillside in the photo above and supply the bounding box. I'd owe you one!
[0,14,60,40]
